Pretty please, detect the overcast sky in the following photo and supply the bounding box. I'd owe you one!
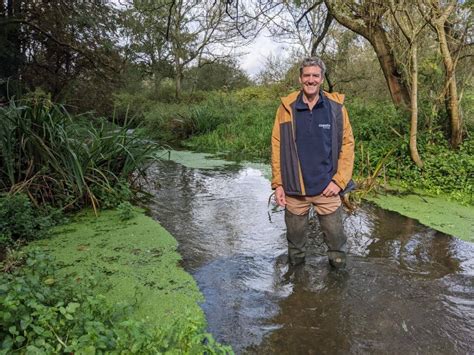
[238,28,288,78]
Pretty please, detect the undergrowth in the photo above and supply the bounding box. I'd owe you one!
[0,250,232,354]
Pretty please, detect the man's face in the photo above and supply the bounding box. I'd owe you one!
[299,65,323,98]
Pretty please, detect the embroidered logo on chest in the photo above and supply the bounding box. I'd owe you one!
[318,124,331,129]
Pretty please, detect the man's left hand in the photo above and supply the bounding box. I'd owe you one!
[322,181,341,197]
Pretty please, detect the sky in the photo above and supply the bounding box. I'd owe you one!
[238,28,288,78]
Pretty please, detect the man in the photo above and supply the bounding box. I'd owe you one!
[271,57,355,269]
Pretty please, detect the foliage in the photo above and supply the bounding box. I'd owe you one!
[347,98,473,204]
[183,59,252,92]
[143,92,254,143]
[0,1,123,114]
[117,201,135,221]
[0,96,158,211]
[0,250,232,354]
[185,99,277,160]
[0,194,61,248]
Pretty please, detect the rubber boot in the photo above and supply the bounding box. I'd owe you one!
[285,209,309,266]
[317,206,347,269]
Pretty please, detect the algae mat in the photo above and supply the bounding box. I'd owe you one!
[31,209,205,327]
[366,193,474,242]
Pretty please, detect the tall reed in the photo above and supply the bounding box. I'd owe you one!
[0,98,157,211]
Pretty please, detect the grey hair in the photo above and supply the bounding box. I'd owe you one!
[299,57,326,77]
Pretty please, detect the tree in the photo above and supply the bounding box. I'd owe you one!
[0,0,123,112]
[121,1,174,96]
[389,0,425,168]
[166,0,249,99]
[262,0,332,56]
[184,59,251,91]
[418,0,471,148]
[324,0,412,110]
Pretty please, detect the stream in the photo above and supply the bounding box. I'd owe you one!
[145,154,474,354]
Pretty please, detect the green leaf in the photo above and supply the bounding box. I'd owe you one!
[8,326,19,336]
[66,302,80,313]
[44,278,55,285]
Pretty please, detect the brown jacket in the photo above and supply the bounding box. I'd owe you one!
[271,90,354,195]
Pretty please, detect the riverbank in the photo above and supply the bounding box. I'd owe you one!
[25,207,231,352]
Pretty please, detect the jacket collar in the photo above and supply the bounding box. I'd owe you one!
[281,90,345,113]
[295,90,326,110]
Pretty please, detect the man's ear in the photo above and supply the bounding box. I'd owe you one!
[298,76,302,85]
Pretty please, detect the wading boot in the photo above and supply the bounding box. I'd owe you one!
[285,209,309,266]
[318,206,347,269]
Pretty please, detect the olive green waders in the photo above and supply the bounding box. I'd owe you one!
[285,210,309,266]
[285,206,347,268]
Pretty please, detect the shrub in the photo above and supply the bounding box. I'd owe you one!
[0,194,58,247]
[185,99,276,161]
[143,92,248,143]
[0,250,232,353]
[0,97,158,210]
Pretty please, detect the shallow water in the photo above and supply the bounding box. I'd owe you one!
[145,158,474,354]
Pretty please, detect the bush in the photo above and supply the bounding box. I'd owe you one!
[0,194,59,247]
[185,99,277,161]
[347,98,473,204]
[0,97,158,210]
[0,250,232,354]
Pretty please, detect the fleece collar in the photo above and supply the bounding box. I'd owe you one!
[281,90,345,113]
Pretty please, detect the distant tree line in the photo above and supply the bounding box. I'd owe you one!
[0,0,252,114]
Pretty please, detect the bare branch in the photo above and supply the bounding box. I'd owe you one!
[296,0,323,28]
[311,12,332,55]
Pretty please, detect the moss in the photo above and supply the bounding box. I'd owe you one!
[30,208,206,329]
[365,193,474,242]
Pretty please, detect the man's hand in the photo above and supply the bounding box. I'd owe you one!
[275,186,287,207]
[322,181,341,197]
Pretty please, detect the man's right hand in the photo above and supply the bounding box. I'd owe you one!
[275,186,287,207]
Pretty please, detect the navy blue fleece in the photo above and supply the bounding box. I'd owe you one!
[294,92,333,196]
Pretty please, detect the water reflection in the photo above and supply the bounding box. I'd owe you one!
[145,159,474,354]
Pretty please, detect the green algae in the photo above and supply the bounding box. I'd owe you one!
[157,149,234,169]
[366,193,474,242]
[30,208,206,328]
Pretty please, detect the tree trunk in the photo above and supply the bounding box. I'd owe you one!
[435,22,462,148]
[325,71,335,93]
[324,0,411,111]
[369,31,411,111]
[409,45,423,168]
[175,60,182,100]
